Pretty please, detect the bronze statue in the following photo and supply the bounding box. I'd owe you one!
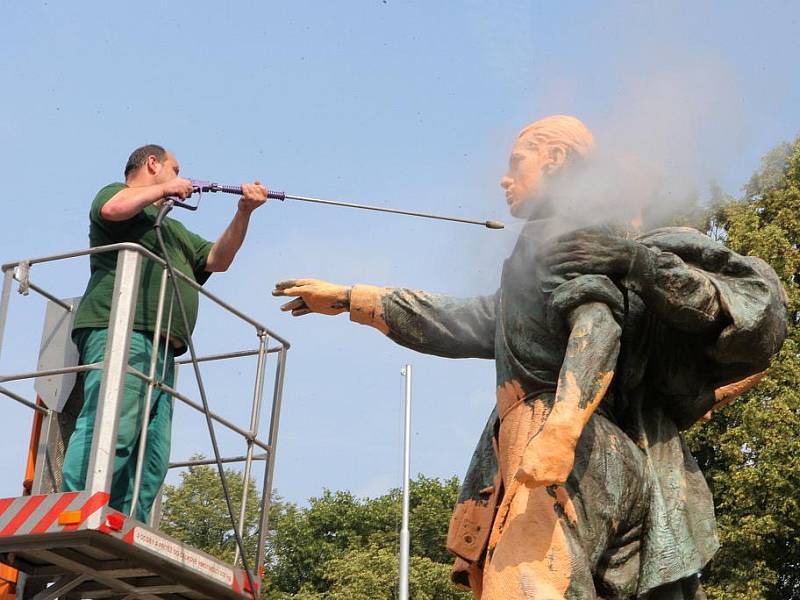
[273,115,787,599]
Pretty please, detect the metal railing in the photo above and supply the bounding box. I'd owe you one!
[0,242,289,579]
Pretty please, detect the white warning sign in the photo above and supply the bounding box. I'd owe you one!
[133,527,235,586]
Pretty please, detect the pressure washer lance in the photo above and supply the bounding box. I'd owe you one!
[187,180,505,230]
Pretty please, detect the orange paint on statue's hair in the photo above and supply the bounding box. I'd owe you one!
[501,114,595,219]
[517,115,595,162]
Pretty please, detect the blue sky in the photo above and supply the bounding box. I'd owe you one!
[1,1,799,506]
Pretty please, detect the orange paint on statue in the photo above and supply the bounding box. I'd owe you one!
[515,370,614,487]
[496,379,526,420]
[501,115,594,219]
[699,371,767,423]
[272,278,355,318]
[451,556,485,597]
[483,483,573,599]
[448,487,500,564]
[490,369,614,564]
[349,284,391,334]
[712,370,767,412]
[554,486,578,525]
[496,387,549,491]
[488,382,551,567]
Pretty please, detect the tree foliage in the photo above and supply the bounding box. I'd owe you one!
[263,474,469,599]
[160,464,469,599]
[686,137,800,599]
[159,455,263,566]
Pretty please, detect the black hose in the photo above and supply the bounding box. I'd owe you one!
[154,202,257,597]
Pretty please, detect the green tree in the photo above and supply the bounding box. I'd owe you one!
[686,138,800,599]
[323,545,467,600]
[263,475,469,599]
[161,465,469,599]
[159,455,263,566]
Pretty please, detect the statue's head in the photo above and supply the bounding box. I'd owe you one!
[500,115,594,218]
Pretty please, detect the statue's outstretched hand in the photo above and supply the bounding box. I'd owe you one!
[272,279,352,317]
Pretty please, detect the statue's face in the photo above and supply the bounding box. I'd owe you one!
[500,135,553,218]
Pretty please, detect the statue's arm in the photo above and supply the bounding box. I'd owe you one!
[622,244,723,332]
[272,278,496,359]
[546,231,723,332]
[515,301,620,487]
[350,284,497,359]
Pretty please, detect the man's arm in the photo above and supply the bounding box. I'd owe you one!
[272,279,496,359]
[516,301,620,487]
[205,182,268,272]
[99,178,194,221]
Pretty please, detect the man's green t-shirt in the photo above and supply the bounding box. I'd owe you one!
[73,183,214,352]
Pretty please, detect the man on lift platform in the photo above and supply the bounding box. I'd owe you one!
[62,144,269,523]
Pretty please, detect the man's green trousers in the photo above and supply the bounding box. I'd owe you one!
[62,328,175,523]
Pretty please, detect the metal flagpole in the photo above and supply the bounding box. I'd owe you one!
[399,364,412,600]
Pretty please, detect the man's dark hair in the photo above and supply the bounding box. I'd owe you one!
[124,144,167,179]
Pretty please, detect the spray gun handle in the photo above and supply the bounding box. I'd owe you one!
[188,179,285,200]
[214,185,285,200]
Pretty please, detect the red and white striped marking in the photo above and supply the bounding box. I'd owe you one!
[0,492,109,536]
[0,494,258,597]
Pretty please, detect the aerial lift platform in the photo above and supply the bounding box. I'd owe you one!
[0,244,289,599]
